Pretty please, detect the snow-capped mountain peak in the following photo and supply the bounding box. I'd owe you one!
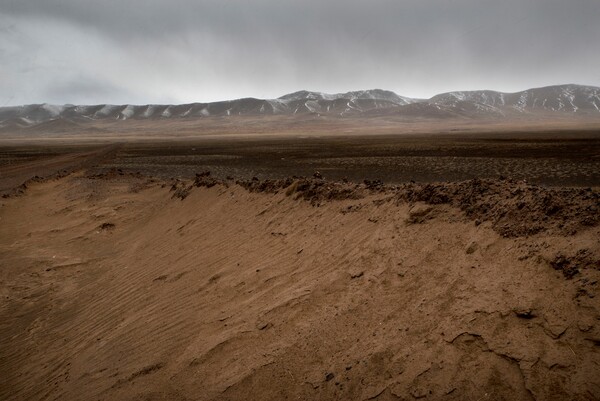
[1,84,598,130]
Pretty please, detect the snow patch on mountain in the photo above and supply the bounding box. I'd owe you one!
[41,104,65,117]
[278,89,416,106]
[143,106,155,118]
[120,105,135,119]
[95,105,117,117]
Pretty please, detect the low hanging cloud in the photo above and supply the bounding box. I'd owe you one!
[1,0,599,106]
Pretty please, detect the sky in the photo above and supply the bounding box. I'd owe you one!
[1,0,599,106]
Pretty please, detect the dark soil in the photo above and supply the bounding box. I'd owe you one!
[8,131,593,187]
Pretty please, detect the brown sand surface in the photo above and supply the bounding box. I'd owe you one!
[0,145,118,195]
[1,169,599,400]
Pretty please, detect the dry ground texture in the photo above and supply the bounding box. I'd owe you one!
[2,126,600,188]
[1,170,599,401]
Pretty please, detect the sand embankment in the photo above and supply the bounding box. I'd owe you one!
[0,173,599,400]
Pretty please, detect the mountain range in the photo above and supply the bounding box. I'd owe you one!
[1,84,599,130]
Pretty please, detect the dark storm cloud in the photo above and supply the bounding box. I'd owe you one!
[1,0,599,105]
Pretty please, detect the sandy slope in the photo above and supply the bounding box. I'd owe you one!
[0,174,599,401]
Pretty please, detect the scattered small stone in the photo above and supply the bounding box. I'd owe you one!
[406,205,435,225]
[194,171,218,188]
[171,181,192,200]
[514,308,537,319]
[363,179,384,190]
[465,242,479,254]
[350,271,364,279]
[256,322,271,330]
[99,222,115,230]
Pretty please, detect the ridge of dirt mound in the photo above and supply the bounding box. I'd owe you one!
[166,172,600,238]
[13,167,593,238]
[395,178,599,238]
[238,175,365,204]
[1,172,69,198]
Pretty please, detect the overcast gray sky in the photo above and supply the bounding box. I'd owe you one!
[1,0,599,106]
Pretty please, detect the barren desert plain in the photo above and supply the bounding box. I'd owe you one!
[1,115,600,400]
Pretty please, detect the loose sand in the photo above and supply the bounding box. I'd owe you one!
[1,171,599,400]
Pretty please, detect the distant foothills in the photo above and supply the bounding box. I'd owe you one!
[1,84,600,129]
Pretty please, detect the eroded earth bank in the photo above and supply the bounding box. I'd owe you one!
[1,172,599,400]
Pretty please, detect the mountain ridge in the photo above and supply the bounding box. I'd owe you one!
[1,84,599,129]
